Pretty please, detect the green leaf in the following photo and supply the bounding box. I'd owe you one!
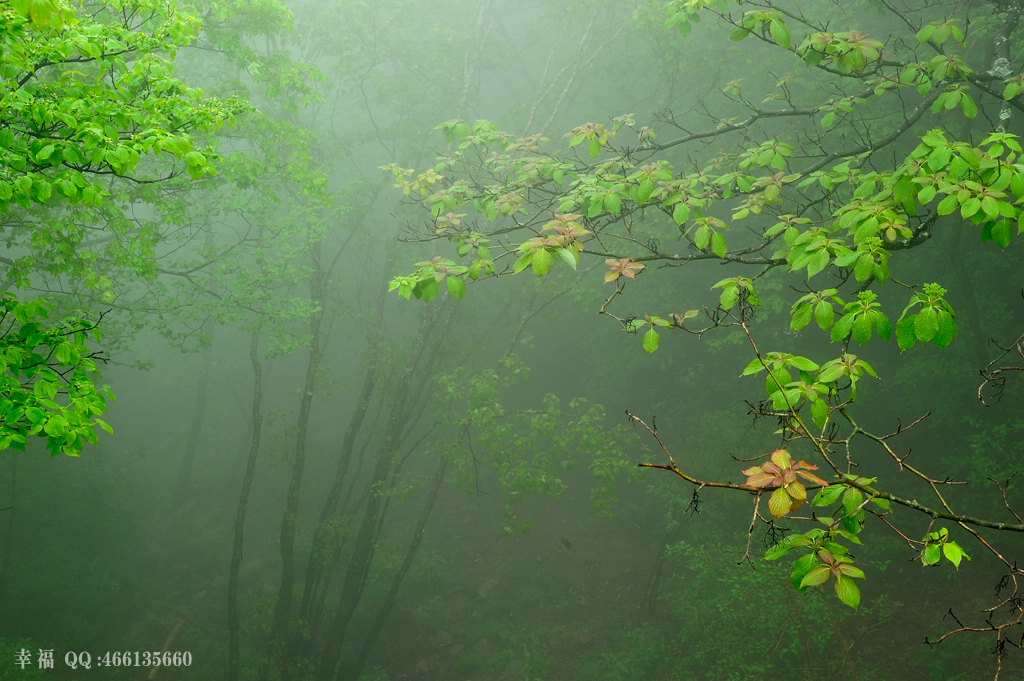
[960,94,978,120]
[790,303,813,331]
[710,231,727,258]
[914,307,939,342]
[512,251,533,274]
[810,398,828,427]
[55,342,72,365]
[834,575,861,609]
[36,144,56,162]
[694,225,711,250]
[961,197,981,219]
[799,565,830,588]
[554,247,578,270]
[587,138,601,158]
[981,196,1000,220]
[936,194,959,215]
[763,540,794,561]
[942,541,970,569]
[830,312,856,342]
[991,219,1012,248]
[729,25,751,41]
[741,357,765,376]
[672,203,691,225]
[44,416,66,437]
[719,286,739,310]
[896,316,917,350]
[604,192,622,215]
[872,312,893,340]
[851,313,872,344]
[445,276,465,299]
[806,249,829,277]
[531,248,553,277]
[642,328,660,354]
[813,301,834,330]
[769,19,791,50]
[816,362,847,383]
[852,254,873,283]
[768,487,793,518]
[870,496,891,511]
[803,50,824,67]
[790,553,818,589]
[765,366,791,396]
[812,485,843,507]
[841,488,864,516]
[933,310,957,347]
[419,278,438,303]
[788,356,819,371]
[636,179,655,204]
[839,564,866,580]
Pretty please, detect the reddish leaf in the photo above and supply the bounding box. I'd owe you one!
[745,470,777,488]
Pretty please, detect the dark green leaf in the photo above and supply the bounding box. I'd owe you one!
[914,307,939,342]
[812,485,843,507]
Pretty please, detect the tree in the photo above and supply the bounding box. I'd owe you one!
[392,0,1024,675]
[0,0,245,455]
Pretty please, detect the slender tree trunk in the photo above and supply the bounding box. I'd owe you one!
[227,326,265,681]
[298,349,378,625]
[314,311,433,681]
[341,456,448,681]
[272,260,327,679]
[644,522,683,616]
[172,344,213,506]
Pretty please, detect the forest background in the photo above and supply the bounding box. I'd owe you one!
[0,1,1022,680]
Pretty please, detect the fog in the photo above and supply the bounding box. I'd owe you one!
[1,1,1022,680]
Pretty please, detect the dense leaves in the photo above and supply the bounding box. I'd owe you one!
[390,3,1024,657]
[0,295,111,456]
[0,0,245,454]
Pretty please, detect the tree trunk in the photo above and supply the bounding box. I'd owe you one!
[314,310,434,681]
[342,457,448,681]
[172,344,213,506]
[272,259,327,680]
[227,326,265,681]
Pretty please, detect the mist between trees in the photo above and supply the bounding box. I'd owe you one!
[0,1,1022,680]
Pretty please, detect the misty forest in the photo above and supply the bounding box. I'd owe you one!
[1,0,1024,680]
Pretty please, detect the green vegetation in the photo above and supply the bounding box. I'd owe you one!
[0,1,1021,680]
[391,0,1024,676]
[0,0,241,455]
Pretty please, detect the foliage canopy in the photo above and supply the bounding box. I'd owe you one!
[0,0,243,454]
[391,0,1024,671]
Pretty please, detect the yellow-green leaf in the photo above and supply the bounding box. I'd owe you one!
[531,248,553,277]
[642,327,660,353]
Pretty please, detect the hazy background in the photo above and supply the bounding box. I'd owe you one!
[1,1,1021,680]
